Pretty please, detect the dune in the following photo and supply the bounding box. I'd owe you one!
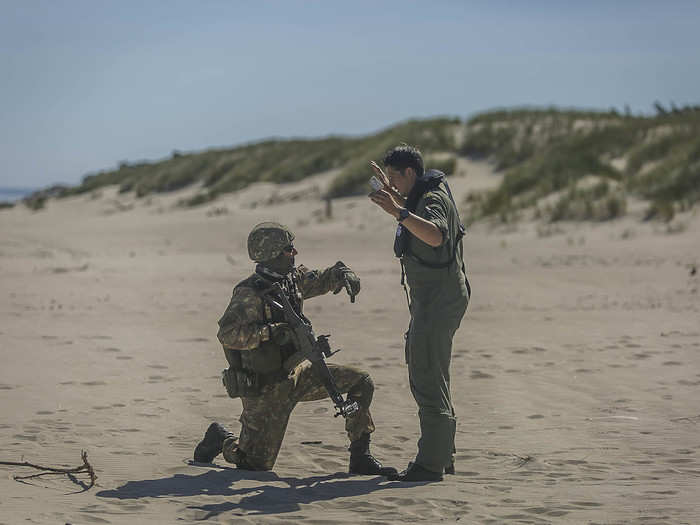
[1,162,699,524]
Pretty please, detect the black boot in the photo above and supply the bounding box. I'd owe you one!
[387,462,443,482]
[445,460,455,475]
[348,433,398,476]
[194,422,235,463]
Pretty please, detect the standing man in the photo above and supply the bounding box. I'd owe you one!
[369,145,470,482]
[193,222,395,477]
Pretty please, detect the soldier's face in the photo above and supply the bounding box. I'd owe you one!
[263,245,297,275]
[282,244,297,264]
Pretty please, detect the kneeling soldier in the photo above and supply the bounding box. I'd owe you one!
[194,222,396,476]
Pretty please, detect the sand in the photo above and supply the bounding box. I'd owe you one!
[1,161,699,524]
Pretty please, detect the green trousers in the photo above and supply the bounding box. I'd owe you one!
[223,362,375,470]
[406,286,468,473]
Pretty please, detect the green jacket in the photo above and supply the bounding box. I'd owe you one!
[402,182,468,298]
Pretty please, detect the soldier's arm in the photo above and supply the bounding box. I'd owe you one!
[295,263,352,299]
[217,286,276,351]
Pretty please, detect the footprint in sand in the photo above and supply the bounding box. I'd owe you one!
[13,433,38,441]
[523,507,571,517]
[147,375,177,383]
[470,370,494,379]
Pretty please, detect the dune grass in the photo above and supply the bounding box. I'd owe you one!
[464,106,700,222]
[52,117,460,205]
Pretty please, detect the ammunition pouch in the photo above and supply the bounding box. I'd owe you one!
[221,366,290,399]
[221,336,299,399]
[222,367,262,398]
[240,340,282,374]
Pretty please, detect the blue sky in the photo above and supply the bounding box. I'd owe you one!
[2,1,699,188]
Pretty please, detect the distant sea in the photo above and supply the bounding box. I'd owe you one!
[0,187,37,202]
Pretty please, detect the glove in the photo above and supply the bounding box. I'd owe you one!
[332,261,361,301]
[269,323,293,346]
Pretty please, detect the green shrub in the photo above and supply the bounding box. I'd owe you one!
[424,156,457,176]
[24,195,46,211]
[179,192,214,207]
[644,200,675,222]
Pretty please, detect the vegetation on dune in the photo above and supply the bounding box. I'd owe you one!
[50,117,460,206]
[463,105,700,223]
[22,104,700,225]
[326,118,460,198]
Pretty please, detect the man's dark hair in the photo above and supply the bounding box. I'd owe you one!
[382,144,424,178]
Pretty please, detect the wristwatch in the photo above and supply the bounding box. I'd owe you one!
[397,208,410,222]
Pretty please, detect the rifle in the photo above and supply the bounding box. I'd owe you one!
[261,282,360,419]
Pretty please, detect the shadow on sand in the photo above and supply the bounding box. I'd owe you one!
[97,463,402,518]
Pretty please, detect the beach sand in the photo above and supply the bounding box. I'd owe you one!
[1,161,699,524]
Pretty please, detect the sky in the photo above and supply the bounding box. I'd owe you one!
[2,1,699,189]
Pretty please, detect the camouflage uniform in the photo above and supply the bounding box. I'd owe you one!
[218,263,375,471]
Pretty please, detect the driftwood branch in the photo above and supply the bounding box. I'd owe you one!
[0,450,96,491]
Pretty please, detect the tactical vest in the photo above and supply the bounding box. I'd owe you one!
[222,274,302,397]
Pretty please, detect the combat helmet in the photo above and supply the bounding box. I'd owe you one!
[247,222,295,262]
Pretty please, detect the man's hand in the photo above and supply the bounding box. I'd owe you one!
[370,160,392,190]
[370,161,406,205]
[332,261,361,302]
[369,189,402,218]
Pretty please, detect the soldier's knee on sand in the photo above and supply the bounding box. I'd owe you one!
[222,436,275,471]
[239,457,275,471]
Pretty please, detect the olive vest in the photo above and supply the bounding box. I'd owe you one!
[224,274,301,377]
